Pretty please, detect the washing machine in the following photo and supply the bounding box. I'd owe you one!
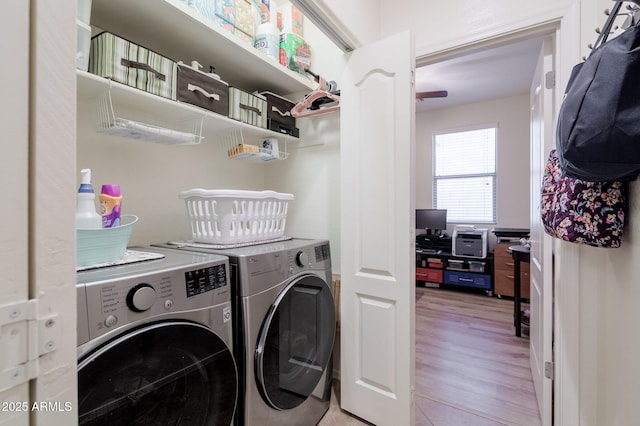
[76,246,238,425]
[155,239,335,426]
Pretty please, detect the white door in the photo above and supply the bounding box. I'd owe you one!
[529,35,554,426]
[0,1,78,425]
[0,3,31,424]
[340,30,416,426]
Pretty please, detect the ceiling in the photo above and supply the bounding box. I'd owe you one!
[415,37,544,112]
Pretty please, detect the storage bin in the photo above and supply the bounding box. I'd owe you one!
[259,91,299,137]
[76,215,137,267]
[444,271,491,290]
[468,260,486,273]
[88,32,178,100]
[416,267,443,283]
[179,189,293,244]
[228,88,268,128]
[176,63,229,116]
[448,259,465,269]
[76,20,91,72]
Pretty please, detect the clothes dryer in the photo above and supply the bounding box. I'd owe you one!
[155,239,335,426]
[76,247,237,425]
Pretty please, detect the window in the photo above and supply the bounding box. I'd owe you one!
[433,125,497,223]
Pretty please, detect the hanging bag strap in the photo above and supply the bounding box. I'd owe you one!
[590,1,624,56]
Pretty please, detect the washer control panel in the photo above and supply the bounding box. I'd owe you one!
[285,243,332,276]
[79,259,229,341]
[185,263,227,297]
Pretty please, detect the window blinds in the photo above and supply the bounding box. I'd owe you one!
[433,126,497,223]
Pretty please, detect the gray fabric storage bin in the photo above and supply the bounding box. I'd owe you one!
[89,32,177,100]
[228,87,267,128]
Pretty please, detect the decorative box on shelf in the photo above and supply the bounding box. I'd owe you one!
[176,61,229,117]
[259,91,299,138]
[228,88,267,128]
[88,31,178,100]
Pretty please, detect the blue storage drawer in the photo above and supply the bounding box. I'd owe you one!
[444,270,491,290]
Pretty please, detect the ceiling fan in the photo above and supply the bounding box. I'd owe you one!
[416,90,448,100]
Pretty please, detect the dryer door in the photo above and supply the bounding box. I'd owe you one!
[255,274,336,410]
[78,321,237,425]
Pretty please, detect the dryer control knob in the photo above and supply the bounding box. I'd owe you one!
[127,283,157,312]
[295,251,309,267]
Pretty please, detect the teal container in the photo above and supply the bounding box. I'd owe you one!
[76,214,138,267]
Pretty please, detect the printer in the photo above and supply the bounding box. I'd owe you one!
[452,225,488,259]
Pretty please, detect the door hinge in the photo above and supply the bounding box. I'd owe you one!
[545,71,556,90]
[0,300,60,392]
[545,361,554,380]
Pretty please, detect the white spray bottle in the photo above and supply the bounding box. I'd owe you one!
[75,168,102,229]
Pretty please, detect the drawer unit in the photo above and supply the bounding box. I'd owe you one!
[229,87,268,128]
[89,32,178,100]
[444,271,491,290]
[416,267,443,284]
[176,63,229,116]
[493,242,530,298]
[259,91,299,137]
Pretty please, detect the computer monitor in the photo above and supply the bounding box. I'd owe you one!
[416,209,447,235]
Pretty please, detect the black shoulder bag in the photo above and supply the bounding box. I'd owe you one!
[556,1,640,181]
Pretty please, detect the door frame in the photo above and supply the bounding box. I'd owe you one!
[415,5,581,425]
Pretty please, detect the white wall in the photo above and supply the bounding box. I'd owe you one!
[379,0,576,58]
[76,108,266,245]
[296,0,381,48]
[416,94,531,238]
[267,14,345,270]
[595,195,640,425]
[265,113,342,269]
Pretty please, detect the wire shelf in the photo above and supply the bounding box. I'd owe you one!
[223,128,289,162]
[96,90,204,146]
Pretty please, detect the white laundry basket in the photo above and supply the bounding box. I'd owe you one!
[179,189,294,244]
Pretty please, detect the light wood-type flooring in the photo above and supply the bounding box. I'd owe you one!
[319,287,540,425]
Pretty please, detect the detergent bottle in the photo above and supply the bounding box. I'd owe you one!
[99,184,123,228]
[75,169,102,229]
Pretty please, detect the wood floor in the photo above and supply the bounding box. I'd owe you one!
[319,287,540,425]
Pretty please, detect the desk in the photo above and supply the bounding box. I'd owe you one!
[510,245,530,337]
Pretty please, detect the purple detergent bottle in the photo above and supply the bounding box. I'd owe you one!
[99,184,122,228]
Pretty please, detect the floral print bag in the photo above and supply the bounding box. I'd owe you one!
[540,149,627,248]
